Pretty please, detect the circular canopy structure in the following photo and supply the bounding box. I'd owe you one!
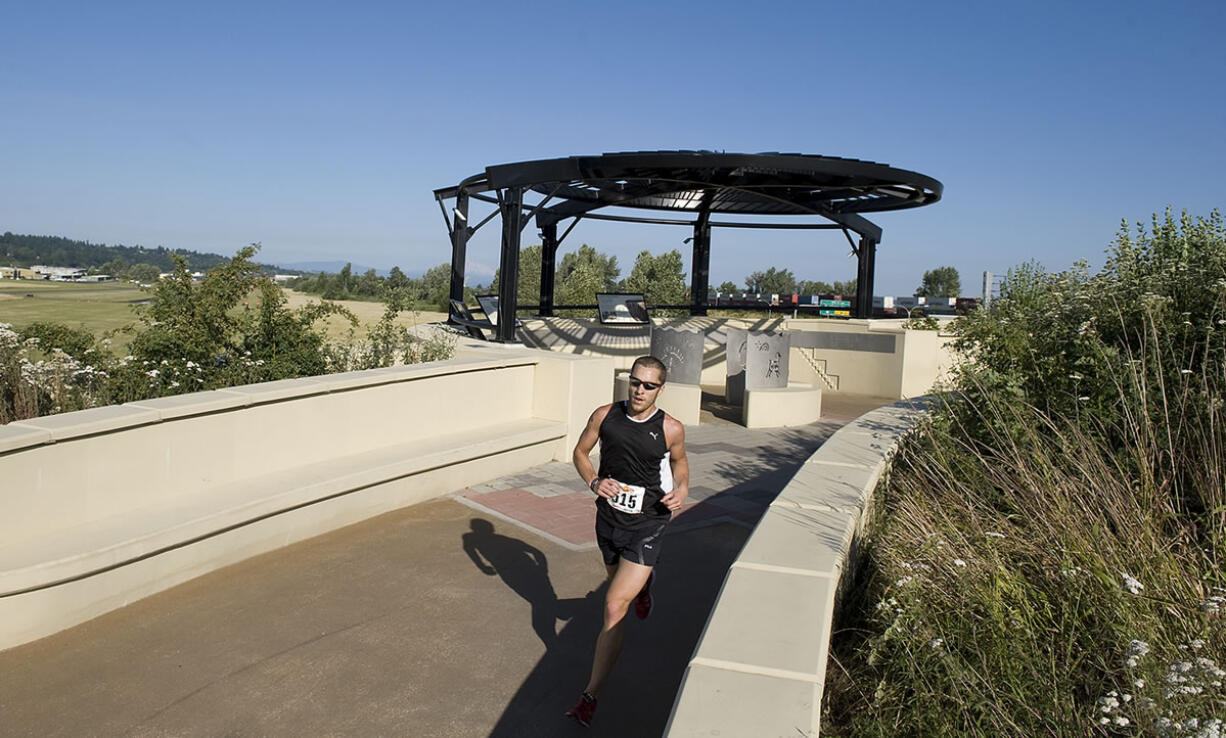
[434,151,943,340]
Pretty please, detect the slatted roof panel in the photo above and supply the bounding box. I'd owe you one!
[470,151,941,216]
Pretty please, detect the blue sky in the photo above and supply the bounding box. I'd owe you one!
[3,0,1223,295]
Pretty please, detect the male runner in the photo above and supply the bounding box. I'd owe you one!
[565,355,689,727]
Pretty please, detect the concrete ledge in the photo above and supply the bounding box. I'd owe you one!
[614,371,702,426]
[0,418,566,598]
[742,384,822,428]
[0,351,612,651]
[666,396,932,737]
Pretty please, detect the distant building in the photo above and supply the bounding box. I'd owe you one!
[31,265,86,281]
[2,267,45,280]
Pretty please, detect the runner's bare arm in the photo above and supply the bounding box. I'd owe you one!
[572,404,617,499]
[659,416,689,512]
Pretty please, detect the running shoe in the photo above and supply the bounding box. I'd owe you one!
[565,692,598,727]
[634,572,654,620]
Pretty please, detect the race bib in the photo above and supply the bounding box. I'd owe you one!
[608,482,646,514]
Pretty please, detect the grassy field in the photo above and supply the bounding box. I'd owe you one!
[0,281,148,349]
[0,280,449,351]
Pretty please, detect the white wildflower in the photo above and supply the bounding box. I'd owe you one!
[952,558,967,568]
[930,638,943,649]
[1121,572,1144,594]
[1124,639,1150,668]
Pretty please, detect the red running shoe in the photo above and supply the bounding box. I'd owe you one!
[634,572,654,620]
[565,692,598,727]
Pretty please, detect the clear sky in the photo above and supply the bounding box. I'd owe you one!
[3,0,1223,296]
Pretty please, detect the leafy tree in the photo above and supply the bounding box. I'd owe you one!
[797,279,833,295]
[355,268,381,297]
[555,263,605,314]
[916,266,961,297]
[126,244,352,390]
[624,250,687,315]
[387,266,411,292]
[716,280,739,293]
[513,244,543,305]
[745,266,796,294]
[558,244,619,291]
[128,263,161,283]
[797,278,857,295]
[99,257,129,278]
[418,263,452,311]
[831,278,857,295]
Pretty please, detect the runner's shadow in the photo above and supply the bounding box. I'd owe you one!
[487,513,751,737]
[462,519,585,647]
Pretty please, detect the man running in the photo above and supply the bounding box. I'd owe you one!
[565,355,689,727]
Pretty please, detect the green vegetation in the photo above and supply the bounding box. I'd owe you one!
[743,266,857,296]
[0,231,288,276]
[288,263,458,309]
[1,246,454,423]
[825,210,1225,736]
[915,265,961,297]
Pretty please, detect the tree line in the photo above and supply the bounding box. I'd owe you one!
[286,242,965,313]
[0,232,289,279]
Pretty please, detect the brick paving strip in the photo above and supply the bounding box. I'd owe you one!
[454,417,847,550]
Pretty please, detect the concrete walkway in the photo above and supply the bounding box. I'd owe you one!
[0,394,889,738]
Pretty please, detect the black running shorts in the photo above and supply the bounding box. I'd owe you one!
[595,515,669,567]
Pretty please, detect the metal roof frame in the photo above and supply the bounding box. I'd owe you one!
[434,151,942,341]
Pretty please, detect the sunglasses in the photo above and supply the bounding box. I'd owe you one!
[628,376,661,391]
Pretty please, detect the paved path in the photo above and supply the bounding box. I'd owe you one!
[0,394,888,737]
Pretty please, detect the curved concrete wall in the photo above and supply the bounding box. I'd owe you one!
[664,396,933,738]
[0,348,612,650]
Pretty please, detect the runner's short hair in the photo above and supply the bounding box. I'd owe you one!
[631,355,667,384]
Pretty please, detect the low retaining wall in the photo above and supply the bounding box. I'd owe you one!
[0,349,612,650]
[512,316,954,400]
[664,396,932,737]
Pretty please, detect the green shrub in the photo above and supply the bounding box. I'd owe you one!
[826,209,1226,736]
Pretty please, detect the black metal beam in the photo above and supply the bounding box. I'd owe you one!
[690,196,713,317]
[854,235,878,319]
[448,189,469,305]
[539,222,558,317]
[496,187,523,342]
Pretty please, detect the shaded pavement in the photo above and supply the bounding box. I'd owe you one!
[0,394,889,737]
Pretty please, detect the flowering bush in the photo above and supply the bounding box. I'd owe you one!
[0,246,455,424]
[826,211,1225,736]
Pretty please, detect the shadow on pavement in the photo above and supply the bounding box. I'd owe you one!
[462,519,571,648]
[476,515,751,738]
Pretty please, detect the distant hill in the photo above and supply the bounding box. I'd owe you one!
[0,232,302,276]
[275,260,390,277]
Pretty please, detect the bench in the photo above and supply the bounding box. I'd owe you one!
[0,353,609,650]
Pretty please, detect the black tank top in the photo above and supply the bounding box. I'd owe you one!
[596,401,672,528]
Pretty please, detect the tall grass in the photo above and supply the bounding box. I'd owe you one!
[825,211,1226,736]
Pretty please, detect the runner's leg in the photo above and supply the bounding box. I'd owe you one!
[583,558,653,696]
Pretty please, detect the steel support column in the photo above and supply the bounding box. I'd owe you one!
[854,235,878,319]
[689,209,712,316]
[496,187,523,342]
[448,189,470,305]
[538,222,558,317]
